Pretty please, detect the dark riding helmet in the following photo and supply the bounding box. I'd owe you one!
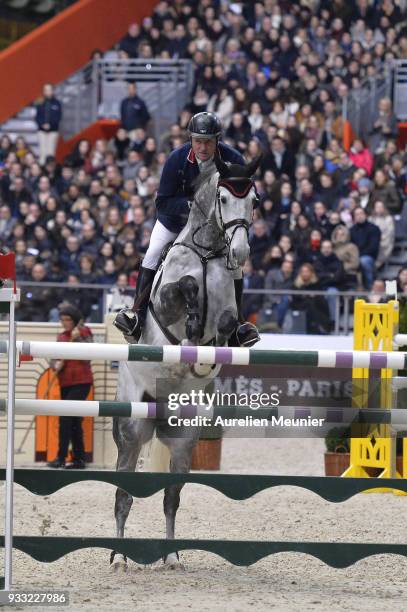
[187,112,222,139]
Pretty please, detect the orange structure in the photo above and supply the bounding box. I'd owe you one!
[0,0,157,123]
[35,368,94,463]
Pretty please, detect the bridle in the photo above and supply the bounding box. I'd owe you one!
[191,177,255,269]
[215,179,253,268]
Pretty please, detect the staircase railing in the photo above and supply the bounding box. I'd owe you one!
[342,63,393,142]
[55,58,195,143]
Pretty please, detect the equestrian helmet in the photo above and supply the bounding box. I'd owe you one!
[188,112,222,139]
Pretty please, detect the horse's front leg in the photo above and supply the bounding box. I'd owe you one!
[156,281,185,326]
[111,417,154,572]
[216,308,238,345]
[158,425,200,568]
[178,275,201,343]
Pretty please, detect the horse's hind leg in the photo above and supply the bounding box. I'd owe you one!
[111,417,154,571]
[157,425,200,568]
[178,275,200,342]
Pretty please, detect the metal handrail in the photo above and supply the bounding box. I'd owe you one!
[55,58,194,141]
[2,282,379,335]
[14,281,372,298]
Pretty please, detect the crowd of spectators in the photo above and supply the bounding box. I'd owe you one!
[1,0,407,332]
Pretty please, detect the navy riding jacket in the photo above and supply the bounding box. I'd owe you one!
[35,97,62,132]
[155,142,244,233]
[120,96,151,131]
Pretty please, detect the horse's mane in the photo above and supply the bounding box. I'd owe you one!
[192,166,218,197]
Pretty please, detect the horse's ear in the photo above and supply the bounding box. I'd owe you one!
[214,155,230,178]
[245,154,262,178]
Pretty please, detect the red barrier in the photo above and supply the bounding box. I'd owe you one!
[0,0,157,123]
[55,118,120,162]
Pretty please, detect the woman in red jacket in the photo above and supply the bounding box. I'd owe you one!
[348,138,374,176]
[48,304,93,469]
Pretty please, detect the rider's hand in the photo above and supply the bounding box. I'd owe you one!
[52,359,64,372]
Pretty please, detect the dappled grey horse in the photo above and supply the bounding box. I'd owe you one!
[111,156,260,570]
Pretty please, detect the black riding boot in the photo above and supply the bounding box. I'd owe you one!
[113,267,156,341]
[229,277,260,347]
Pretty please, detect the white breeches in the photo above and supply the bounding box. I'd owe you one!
[142,220,178,270]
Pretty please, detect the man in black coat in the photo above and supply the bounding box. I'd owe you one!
[119,23,141,58]
[261,136,296,183]
[249,220,270,271]
[241,259,264,321]
[314,239,345,323]
[35,83,62,165]
[350,207,381,289]
[120,83,151,137]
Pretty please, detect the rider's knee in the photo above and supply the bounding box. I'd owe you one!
[142,247,161,270]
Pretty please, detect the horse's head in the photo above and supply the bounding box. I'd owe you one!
[214,155,261,268]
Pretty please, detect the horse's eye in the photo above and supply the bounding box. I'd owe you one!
[221,195,227,204]
[253,196,258,205]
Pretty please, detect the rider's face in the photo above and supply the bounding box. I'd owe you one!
[191,137,217,161]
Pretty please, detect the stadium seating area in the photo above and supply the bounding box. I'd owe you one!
[0,0,407,331]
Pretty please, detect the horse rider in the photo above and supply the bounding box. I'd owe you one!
[114,111,260,347]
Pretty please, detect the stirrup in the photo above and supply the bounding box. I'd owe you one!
[113,309,141,340]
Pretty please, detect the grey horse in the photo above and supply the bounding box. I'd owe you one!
[111,156,260,570]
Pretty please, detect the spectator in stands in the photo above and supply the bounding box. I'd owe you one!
[80,223,103,257]
[314,239,345,324]
[65,140,92,171]
[291,263,331,334]
[100,258,118,285]
[114,241,141,277]
[350,207,381,289]
[241,259,264,321]
[59,235,82,276]
[225,113,252,155]
[107,273,133,312]
[368,200,395,268]
[397,267,407,293]
[369,97,398,153]
[16,262,56,322]
[316,173,340,209]
[0,205,16,242]
[348,139,374,176]
[261,256,294,330]
[250,220,270,271]
[368,279,386,304]
[120,83,151,137]
[0,135,12,162]
[119,23,142,58]
[35,83,62,165]
[261,136,296,182]
[368,168,401,214]
[78,253,98,284]
[331,224,360,289]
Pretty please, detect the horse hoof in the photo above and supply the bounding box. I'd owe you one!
[110,552,128,573]
[163,552,184,570]
[111,559,128,573]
